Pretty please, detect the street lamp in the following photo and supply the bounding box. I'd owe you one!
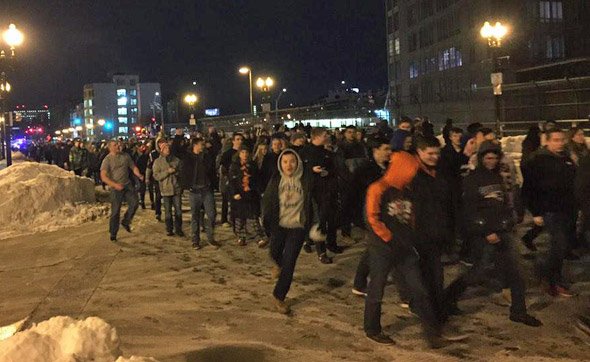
[256,77,274,92]
[480,21,508,136]
[239,66,254,115]
[0,23,23,167]
[275,88,287,121]
[97,119,106,126]
[184,93,198,129]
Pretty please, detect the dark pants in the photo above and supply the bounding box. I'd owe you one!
[364,241,440,338]
[541,212,575,286]
[221,191,230,224]
[311,187,338,255]
[271,227,305,301]
[109,184,139,237]
[148,181,162,216]
[189,188,216,242]
[137,180,147,206]
[445,233,527,316]
[162,194,182,233]
[354,247,411,302]
[416,243,445,323]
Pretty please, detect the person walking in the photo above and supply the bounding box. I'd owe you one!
[219,133,244,227]
[229,146,267,247]
[526,128,576,297]
[100,140,144,242]
[262,149,313,314]
[153,140,184,237]
[181,138,220,249]
[444,141,542,327]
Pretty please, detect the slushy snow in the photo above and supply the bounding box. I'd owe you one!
[0,163,108,239]
[0,316,158,362]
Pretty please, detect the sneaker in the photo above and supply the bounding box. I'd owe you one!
[548,285,575,298]
[459,258,474,267]
[110,236,117,242]
[271,265,281,279]
[208,240,221,249]
[121,222,131,233]
[303,243,313,254]
[351,288,367,297]
[441,329,470,342]
[521,235,538,252]
[166,230,175,237]
[272,296,290,314]
[176,230,186,237]
[510,313,542,327]
[237,238,247,246]
[192,242,202,250]
[366,333,395,345]
[222,222,231,228]
[398,301,410,309]
[257,239,269,248]
[319,253,333,264]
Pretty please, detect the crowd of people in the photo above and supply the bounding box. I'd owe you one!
[21,117,590,348]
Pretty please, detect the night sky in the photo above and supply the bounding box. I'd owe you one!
[2,1,387,115]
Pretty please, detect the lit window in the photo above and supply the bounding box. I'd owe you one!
[539,1,562,22]
[130,107,138,115]
[117,89,126,97]
[546,35,565,59]
[409,61,419,78]
[130,89,137,96]
[394,38,400,54]
[130,98,137,106]
[118,117,128,124]
[118,107,128,115]
[118,127,128,134]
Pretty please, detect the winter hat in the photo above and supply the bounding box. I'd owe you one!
[477,140,502,157]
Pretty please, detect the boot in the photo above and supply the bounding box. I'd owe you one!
[165,218,174,236]
[175,217,185,237]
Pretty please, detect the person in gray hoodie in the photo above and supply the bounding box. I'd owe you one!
[153,140,184,237]
[262,149,313,314]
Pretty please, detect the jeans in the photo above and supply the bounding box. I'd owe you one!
[148,181,162,216]
[162,194,182,233]
[445,233,527,316]
[189,188,216,242]
[541,212,575,286]
[109,184,139,237]
[364,241,440,338]
[271,227,305,301]
[221,190,230,224]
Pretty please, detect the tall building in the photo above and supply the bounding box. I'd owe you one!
[385,0,590,128]
[83,74,161,138]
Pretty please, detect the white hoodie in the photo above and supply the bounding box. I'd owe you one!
[277,150,305,229]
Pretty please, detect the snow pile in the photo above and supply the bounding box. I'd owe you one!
[0,163,107,239]
[0,316,158,362]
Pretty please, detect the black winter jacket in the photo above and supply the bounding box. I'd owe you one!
[181,151,216,191]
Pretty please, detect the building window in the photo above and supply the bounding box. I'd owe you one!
[409,61,419,79]
[388,35,395,60]
[117,89,126,97]
[539,1,563,22]
[130,107,138,115]
[130,79,137,86]
[394,38,400,54]
[546,35,565,58]
[130,89,137,96]
[118,117,128,125]
[118,107,128,116]
[118,127,128,134]
[438,47,462,71]
[421,0,434,19]
[117,97,128,106]
[419,24,434,48]
[130,98,137,106]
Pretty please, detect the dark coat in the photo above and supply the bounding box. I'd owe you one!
[525,148,576,216]
[181,151,216,191]
[229,160,261,219]
[463,167,514,236]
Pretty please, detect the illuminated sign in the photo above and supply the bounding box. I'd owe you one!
[205,108,220,117]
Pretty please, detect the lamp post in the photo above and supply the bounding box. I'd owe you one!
[0,24,23,167]
[256,77,274,121]
[275,88,287,122]
[239,67,254,115]
[184,93,198,130]
[480,21,508,136]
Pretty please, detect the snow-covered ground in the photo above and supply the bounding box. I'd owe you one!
[0,200,589,361]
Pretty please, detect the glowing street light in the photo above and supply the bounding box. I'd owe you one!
[75,126,83,131]
[55,130,61,135]
[239,66,254,115]
[184,93,198,107]
[85,124,94,130]
[97,119,106,126]
[0,82,10,93]
[2,24,24,49]
[256,77,274,92]
[480,21,508,48]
